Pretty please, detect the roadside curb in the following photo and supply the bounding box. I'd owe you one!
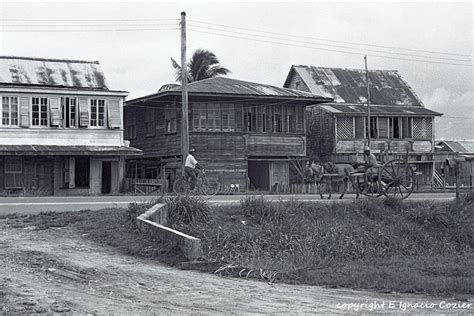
[136,203,203,260]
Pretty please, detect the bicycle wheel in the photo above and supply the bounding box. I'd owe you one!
[199,177,220,196]
[173,178,190,194]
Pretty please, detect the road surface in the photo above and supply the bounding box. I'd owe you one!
[0,192,457,216]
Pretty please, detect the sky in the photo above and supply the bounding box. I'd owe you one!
[0,0,472,140]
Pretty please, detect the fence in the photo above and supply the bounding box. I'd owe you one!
[123,178,165,194]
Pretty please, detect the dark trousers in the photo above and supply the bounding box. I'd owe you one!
[185,167,198,190]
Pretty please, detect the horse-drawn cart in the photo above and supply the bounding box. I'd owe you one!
[352,157,416,200]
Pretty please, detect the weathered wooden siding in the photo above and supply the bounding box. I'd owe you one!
[306,106,336,159]
[286,72,311,92]
[336,140,432,153]
[244,134,305,156]
[0,128,123,146]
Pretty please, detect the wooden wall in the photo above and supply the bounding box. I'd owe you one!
[306,106,336,160]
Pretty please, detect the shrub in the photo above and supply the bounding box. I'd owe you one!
[126,198,163,223]
[166,195,210,225]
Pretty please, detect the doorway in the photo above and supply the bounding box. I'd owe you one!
[101,161,112,194]
[248,160,269,190]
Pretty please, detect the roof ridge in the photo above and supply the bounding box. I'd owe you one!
[0,55,100,64]
[292,64,399,72]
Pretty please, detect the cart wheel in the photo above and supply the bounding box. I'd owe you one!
[173,178,190,195]
[380,159,415,200]
[357,170,383,197]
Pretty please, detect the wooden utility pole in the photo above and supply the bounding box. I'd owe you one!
[180,11,189,176]
[364,55,371,146]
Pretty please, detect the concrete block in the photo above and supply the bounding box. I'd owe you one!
[136,203,203,261]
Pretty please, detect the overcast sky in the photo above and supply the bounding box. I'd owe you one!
[0,0,472,139]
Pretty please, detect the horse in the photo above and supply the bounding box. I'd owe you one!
[310,162,358,199]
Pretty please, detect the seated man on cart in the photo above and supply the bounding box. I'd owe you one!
[354,146,381,193]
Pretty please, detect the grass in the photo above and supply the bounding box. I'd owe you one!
[168,192,474,296]
[3,191,473,297]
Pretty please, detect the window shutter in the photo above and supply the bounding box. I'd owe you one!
[79,98,89,127]
[379,117,388,138]
[19,97,30,127]
[107,99,121,128]
[49,97,61,126]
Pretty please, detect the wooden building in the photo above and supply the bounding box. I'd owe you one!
[0,56,141,196]
[284,65,442,186]
[124,77,329,191]
[435,140,474,187]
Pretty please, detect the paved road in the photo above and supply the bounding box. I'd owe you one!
[0,192,457,216]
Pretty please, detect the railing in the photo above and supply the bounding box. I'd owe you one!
[123,178,165,194]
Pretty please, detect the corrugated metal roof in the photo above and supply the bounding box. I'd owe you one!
[286,65,423,106]
[0,145,142,156]
[438,140,474,153]
[0,56,108,90]
[315,103,442,116]
[128,77,331,104]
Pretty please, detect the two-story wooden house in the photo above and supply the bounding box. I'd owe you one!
[125,77,330,191]
[284,65,442,186]
[0,56,141,196]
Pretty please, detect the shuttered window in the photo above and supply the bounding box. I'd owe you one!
[145,107,156,136]
[31,97,48,126]
[108,99,121,128]
[4,157,22,189]
[90,99,106,127]
[378,117,388,138]
[165,108,177,133]
[402,117,412,138]
[222,104,235,131]
[79,98,89,127]
[287,106,296,133]
[193,103,207,131]
[207,104,221,131]
[49,97,61,127]
[61,97,77,128]
[354,116,365,138]
[1,96,19,127]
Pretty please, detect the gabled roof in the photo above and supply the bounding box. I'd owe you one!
[314,103,442,116]
[284,65,423,106]
[437,140,474,153]
[0,56,109,90]
[127,76,332,105]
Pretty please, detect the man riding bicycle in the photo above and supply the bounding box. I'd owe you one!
[185,148,202,191]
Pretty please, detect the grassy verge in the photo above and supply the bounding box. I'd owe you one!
[4,192,473,297]
[169,192,474,297]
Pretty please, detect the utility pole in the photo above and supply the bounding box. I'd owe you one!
[180,11,189,176]
[364,55,371,146]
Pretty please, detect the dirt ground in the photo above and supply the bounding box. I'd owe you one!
[0,218,472,314]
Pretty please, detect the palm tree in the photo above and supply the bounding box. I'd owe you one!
[170,49,231,83]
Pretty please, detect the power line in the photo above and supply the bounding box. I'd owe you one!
[0,28,179,33]
[188,28,473,67]
[189,19,473,58]
[0,18,178,21]
[188,24,472,63]
[0,23,178,27]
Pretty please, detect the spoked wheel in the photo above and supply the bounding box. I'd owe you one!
[173,178,190,195]
[198,177,220,196]
[379,159,415,200]
[357,169,383,197]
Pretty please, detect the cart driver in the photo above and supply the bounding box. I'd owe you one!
[355,146,381,193]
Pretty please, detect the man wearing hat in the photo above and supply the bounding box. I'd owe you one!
[185,148,202,191]
[361,146,380,193]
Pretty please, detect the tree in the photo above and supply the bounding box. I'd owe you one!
[170,49,231,83]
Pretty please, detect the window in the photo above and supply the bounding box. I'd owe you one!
[222,104,235,131]
[165,108,177,133]
[61,97,77,128]
[273,105,282,132]
[145,108,156,136]
[32,97,48,126]
[90,99,106,127]
[193,103,207,131]
[126,125,136,139]
[207,104,221,131]
[4,157,22,189]
[365,117,378,139]
[402,117,413,138]
[287,106,296,133]
[1,96,19,126]
[389,117,402,139]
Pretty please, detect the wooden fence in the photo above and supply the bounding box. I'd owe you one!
[123,178,165,194]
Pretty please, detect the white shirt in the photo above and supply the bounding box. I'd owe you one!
[185,154,198,168]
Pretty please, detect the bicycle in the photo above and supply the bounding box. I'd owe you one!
[173,169,220,196]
